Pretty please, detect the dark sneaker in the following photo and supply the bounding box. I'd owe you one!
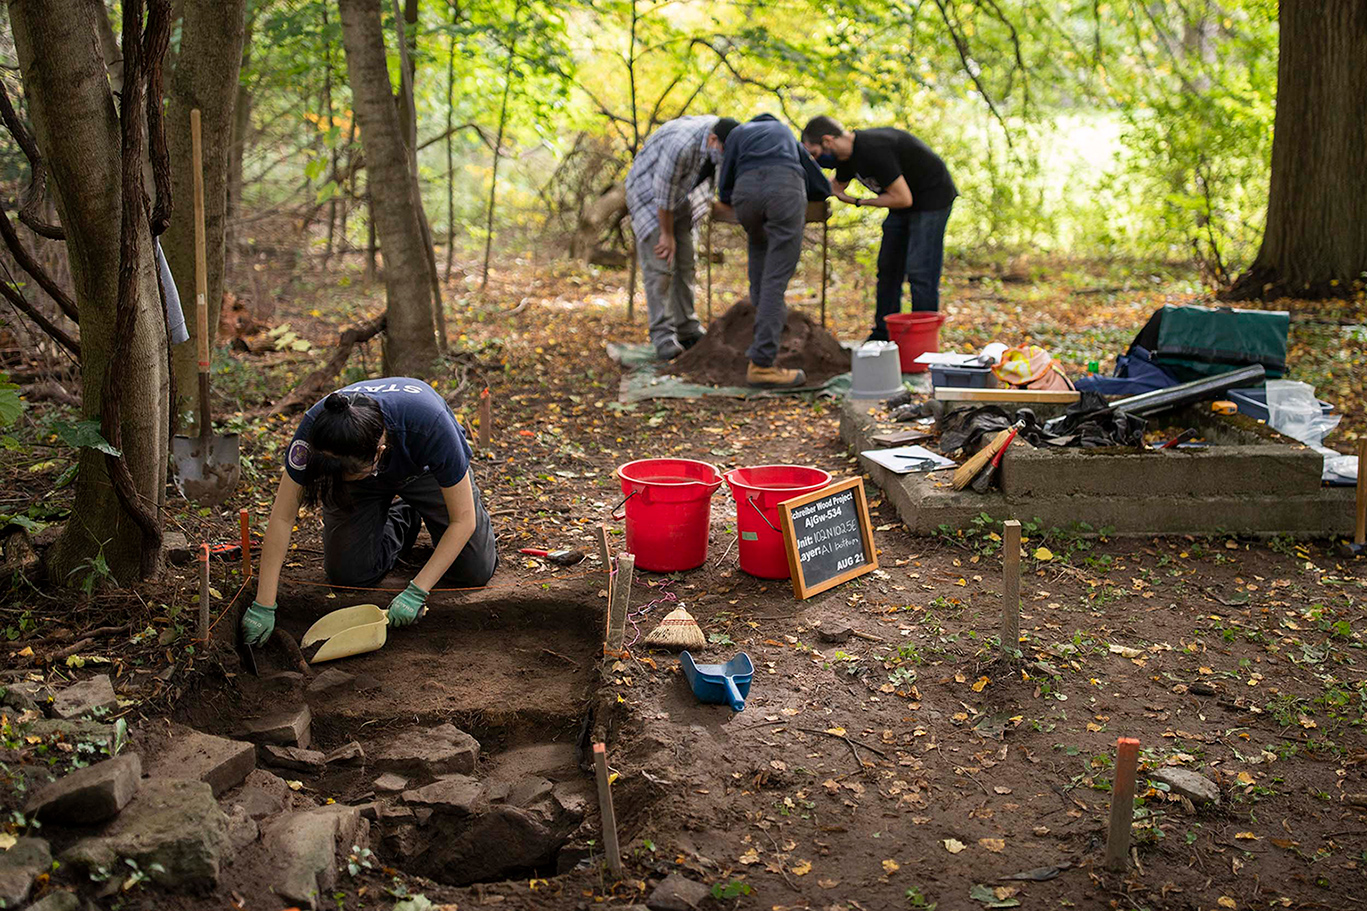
[679,328,706,350]
[656,338,685,361]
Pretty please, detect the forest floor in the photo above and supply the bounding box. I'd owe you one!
[2,238,1366,911]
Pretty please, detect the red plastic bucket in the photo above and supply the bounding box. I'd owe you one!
[724,466,833,579]
[885,312,946,373]
[615,459,723,572]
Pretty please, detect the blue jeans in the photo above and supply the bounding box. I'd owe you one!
[870,202,954,340]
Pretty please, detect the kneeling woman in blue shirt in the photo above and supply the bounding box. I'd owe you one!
[241,378,497,645]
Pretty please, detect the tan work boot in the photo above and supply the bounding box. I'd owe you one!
[747,362,807,388]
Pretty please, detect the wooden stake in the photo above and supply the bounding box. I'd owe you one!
[606,552,634,652]
[1104,737,1141,872]
[820,210,829,329]
[592,742,623,877]
[1001,520,1021,657]
[239,508,251,581]
[198,544,211,640]
[478,387,491,452]
[1355,438,1366,547]
[596,524,613,638]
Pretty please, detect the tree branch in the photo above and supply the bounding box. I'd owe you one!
[143,0,174,236]
[0,201,79,322]
[0,270,80,357]
[0,81,64,240]
[931,0,1013,149]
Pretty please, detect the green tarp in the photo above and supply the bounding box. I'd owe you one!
[1151,305,1289,382]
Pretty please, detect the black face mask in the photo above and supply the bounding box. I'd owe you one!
[815,152,838,168]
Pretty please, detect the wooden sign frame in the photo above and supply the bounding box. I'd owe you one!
[777,478,878,600]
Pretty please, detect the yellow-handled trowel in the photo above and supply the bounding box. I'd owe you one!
[301,604,389,663]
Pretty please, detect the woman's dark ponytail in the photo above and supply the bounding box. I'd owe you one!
[301,393,385,508]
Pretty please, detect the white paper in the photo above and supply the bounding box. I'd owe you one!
[912,351,979,366]
[861,445,958,475]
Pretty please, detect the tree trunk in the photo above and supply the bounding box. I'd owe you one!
[164,0,248,421]
[339,0,438,375]
[481,0,521,289]
[1224,0,1367,301]
[11,1,170,583]
[225,13,254,271]
[444,0,458,280]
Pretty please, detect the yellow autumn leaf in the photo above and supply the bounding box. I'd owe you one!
[1235,831,1260,840]
[1236,771,1256,785]
[818,878,840,889]
[0,833,15,850]
[792,859,812,876]
[971,676,990,692]
[979,838,1005,853]
[944,839,966,854]
[1034,546,1054,561]
[1086,722,1103,732]
[882,859,900,874]
[825,726,846,736]
[1218,898,1237,909]
[738,848,760,865]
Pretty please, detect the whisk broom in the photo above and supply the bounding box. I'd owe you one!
[952,421,1024,491]
[643,606,706,650]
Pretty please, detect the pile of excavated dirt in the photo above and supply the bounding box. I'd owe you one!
[664,299,848,387]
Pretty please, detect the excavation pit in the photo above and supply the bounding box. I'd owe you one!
[190,586,613,889]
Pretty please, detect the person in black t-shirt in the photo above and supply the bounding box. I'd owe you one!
[801,116,957,341]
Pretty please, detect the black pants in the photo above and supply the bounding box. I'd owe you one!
[870,202,954,340]
[321,470,497,588]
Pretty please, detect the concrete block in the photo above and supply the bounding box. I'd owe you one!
[149,727,255,797]
[241,704,311,749]
[26,754,142,825]
[50,675,117,720]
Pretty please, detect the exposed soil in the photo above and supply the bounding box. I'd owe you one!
[665,298,851,386]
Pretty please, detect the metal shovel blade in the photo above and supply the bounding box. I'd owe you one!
[172,432,241,507]
[301,604,389,663]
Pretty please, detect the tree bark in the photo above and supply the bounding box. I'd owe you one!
[164,0,248,420]
[11,0,170,583]
[339,0,438,375]
[1224,0,1367,301]
[225,12,254,271]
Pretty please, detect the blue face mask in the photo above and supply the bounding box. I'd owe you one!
[815,152,838,168]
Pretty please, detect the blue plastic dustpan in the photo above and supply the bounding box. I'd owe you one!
[680,651,754,712]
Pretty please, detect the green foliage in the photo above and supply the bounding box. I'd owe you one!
[51,419,121,456]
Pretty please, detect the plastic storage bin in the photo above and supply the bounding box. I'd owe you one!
[930,364,998,388]
[1227,387,1332,422]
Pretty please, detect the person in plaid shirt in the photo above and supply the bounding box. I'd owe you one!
[626,115,739,360]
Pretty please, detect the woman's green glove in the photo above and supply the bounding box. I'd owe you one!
[387,582,429,626]
[241,601,276,646]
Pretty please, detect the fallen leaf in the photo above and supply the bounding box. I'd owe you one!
[1235,831,1260,840]
[1236,771,1256,785]
[994,786,1012,795]
[882,859,900,874]
[825,726,847,736]
[971,676,990,693]
[1034,547,1053,562]
[944,838,966,854]
[970,882,1021,908]
[738,848,760,865]
[0,833,15,850]
[1108,644,1143,658]
[1218,898,1236,909]
[792,859,812,876]
[979,838,1005,853]
[818,878,840,889]
[1086,722,1103,732]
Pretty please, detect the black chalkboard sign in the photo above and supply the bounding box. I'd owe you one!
[777,478,877,599]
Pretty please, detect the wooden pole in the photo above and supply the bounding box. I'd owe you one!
[239,508,251,580]
[626,233,637,321]
[606,552,634,652]
[705,215,713,322]
[592,742,623,877]
[478,387,492,452]
[820,214,828,329]
[1355,438,1366,547]
[1001,520,1021,657]
[1104,737,1141,872]
[198,544,211,640]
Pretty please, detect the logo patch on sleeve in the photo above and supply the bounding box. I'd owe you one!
[287,439,311,471]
